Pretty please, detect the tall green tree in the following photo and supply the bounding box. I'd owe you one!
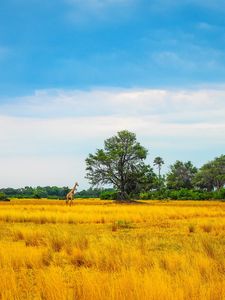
[167,161,197,190]
[153,156,165,190]
[153,156,164,179]
[194,155,225,191]
[85,130,152,200]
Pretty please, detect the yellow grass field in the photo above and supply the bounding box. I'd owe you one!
[0,199,225,300]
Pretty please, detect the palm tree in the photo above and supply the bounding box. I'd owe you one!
[153,156,164,185]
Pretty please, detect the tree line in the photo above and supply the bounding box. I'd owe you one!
[86,130,225,200]
[0,187,107,200]
[1,130,224,201]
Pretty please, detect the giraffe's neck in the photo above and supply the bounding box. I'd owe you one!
[72,184,77,192]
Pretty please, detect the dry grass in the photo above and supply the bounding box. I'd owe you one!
[0,199,224,300]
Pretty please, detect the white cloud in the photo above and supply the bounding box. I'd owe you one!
[1,86,225,188]
[2,87,225,119]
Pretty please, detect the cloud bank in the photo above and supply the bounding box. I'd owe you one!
[1,86,225,188]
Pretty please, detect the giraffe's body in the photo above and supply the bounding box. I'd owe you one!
[66,182,79,206]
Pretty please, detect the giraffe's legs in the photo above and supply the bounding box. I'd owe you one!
[66,193,75,206]
[66,196,71,205]
[66,193,72,205]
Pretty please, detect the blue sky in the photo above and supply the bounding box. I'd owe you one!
[1,0,225,93]
[0,0,225,188]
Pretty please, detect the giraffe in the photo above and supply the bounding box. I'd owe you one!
[66,182,79,206]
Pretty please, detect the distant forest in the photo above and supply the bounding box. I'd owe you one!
[0,187,107,200]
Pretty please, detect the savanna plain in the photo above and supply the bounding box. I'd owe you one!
[0,199,225,300]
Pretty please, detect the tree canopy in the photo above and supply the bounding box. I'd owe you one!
[167,161,197,190]
[153,157,164,177]
[85,130,154,200]
[194,155,225,191]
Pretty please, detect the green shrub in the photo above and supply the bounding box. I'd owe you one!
[100,191,118,200]
[139,189,218,201]
[0,192,9,201]
[47,195,59,200]
[213,188,225,200]
[168,190,178,200]
[140,192,151,200]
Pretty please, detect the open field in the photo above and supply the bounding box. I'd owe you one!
[0,199,225,300]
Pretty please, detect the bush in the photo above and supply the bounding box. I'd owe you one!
[168,190,179,200]
[167,189,214,200]
[47,195,59,200]
[140,192,150,200]
[100,191,118,200]
[140,190,169,200]
[140,189,218,201]
[213,188,225,200]
[0,192,9,201]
